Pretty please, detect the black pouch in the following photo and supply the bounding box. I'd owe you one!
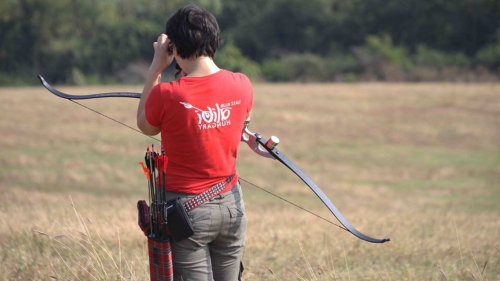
[167,197,194,242]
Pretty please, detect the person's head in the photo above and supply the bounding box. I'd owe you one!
[166,5,222,60]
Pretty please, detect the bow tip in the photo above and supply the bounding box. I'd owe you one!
[37,74,45,84]
[381,238,391,243]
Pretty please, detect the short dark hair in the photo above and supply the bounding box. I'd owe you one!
[165,5,222,59]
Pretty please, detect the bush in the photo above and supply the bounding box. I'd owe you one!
[365,34,413,70]
[68,68,87,86]
[476,29,500,70]
[351,34,412,81]
[415,45,471,68]
[261,53,328,82]
[215,42,262,80]
[260,59,293,82]
[0,70,39,86]
[325,53,359,80]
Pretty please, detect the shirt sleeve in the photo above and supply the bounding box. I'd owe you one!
[248,85,254,114]
[145,84,164,127]
[241,74,253,114]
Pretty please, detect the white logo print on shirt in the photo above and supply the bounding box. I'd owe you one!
[180,100,241,130]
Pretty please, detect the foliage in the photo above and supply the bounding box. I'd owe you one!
[0,0,499,84]
[414,45,471,68]
[262,53,328,82]
[365,34,413,70]
[476,29,500,70]
[215,42,262,80]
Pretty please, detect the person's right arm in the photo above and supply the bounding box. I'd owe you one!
[137,34,174,135]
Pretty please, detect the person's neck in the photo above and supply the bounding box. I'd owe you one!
[178,56,220,77]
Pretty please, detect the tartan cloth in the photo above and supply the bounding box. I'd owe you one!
[148,237,174,281]
[183,175,234,212]
[137,200,150,236]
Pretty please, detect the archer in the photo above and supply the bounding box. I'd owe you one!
[136,5,251,280]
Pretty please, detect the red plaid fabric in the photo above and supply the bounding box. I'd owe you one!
[137,200,150,236]
[148,237,174,281]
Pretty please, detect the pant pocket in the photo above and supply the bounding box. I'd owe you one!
[225,203,246,246]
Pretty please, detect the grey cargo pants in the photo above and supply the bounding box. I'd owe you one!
[164,181,246,281]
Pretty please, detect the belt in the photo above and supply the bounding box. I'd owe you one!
[183,175,235,212]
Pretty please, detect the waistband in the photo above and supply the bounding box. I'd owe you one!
[164,178,241,203]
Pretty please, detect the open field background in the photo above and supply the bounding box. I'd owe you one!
[0,83,499,280]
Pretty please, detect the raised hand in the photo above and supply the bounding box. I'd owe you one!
[150,34,175,74]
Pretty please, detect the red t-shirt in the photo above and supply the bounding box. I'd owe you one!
[145,69,253,194]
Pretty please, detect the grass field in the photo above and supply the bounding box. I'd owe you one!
[0,83,499,280]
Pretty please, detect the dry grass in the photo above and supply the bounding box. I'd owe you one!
[0,83,499,280]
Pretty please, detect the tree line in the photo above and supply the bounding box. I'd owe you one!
[1,0,499,85]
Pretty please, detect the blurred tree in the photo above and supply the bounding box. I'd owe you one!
[215,41,262,80]
[0,0,499,84]
[476,29,500,70]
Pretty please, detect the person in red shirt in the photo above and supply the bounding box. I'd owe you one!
[136,5,251,281]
